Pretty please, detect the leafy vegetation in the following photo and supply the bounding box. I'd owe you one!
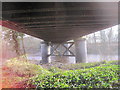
[4,58,50,77]
[1,57,50,88]
[48,67,63,73]
[1,59,119,89]
[49,60,118,70]
[31,64,119,88]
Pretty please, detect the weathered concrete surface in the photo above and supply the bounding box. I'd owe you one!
[40,42,48,64]
[74,38,87,63]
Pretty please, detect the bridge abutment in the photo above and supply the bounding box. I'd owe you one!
[74,38,87,63]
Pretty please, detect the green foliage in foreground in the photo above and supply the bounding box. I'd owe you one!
[48,67,63,73]
[31,64,119,88]
[3,58,119,89]
[4,58,50,77]
[59,60,118,70]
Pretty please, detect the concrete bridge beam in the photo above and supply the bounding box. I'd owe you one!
[74,38,87,63]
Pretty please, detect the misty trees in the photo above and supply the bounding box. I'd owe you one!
[86,25,118,61]
[1,27,26,58]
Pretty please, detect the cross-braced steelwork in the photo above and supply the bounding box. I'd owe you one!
[48,42,75,57]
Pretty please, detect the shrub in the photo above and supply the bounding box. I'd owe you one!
[31,64,119,89]
[2,59,119,88]
[2,58,51,88]
[59,60,118,70]
[3,58,50,77]
[48,67,63,73]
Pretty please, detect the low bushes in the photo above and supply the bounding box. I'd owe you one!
[2,59,119,89]
[2,58,51,88]
[48,67,63,73]
[31,64,119,88]
[3,58,50,77]
[58,60,118,70]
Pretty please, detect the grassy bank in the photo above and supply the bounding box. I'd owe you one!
[1,58,119,89]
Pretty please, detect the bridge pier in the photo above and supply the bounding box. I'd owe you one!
[40,39,87,64]
[49,42,75,63]
[74,38,87,63]
[49,43,69,63]
[40,41,48,64]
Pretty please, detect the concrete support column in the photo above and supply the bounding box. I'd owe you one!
[41,41,48,64]
[74,38,87,63]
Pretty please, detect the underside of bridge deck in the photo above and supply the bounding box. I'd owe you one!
[1,2,118,63]
[1,2,118,43]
